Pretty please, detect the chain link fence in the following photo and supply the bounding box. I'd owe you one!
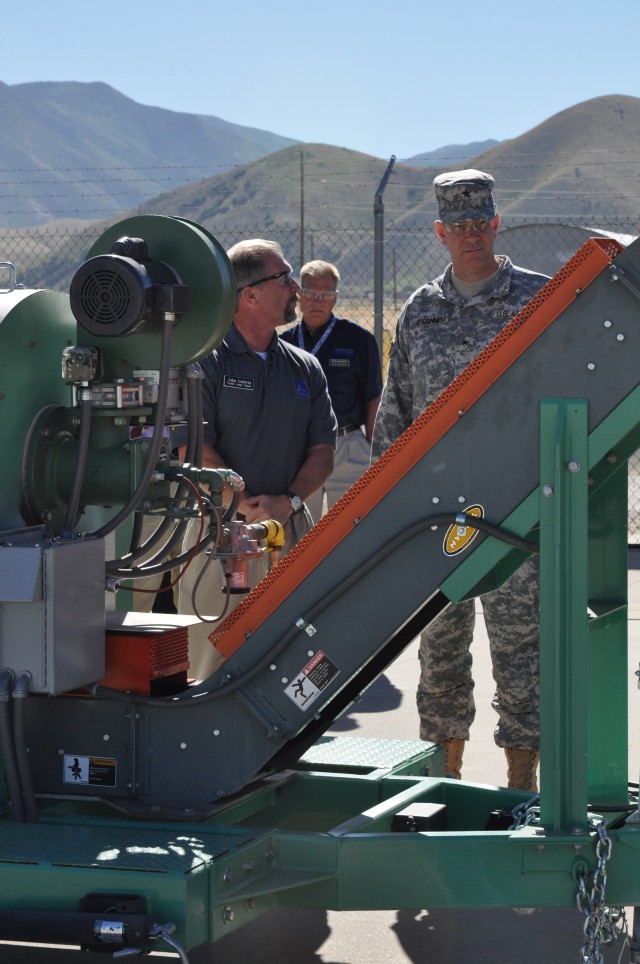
[2,213,640,541]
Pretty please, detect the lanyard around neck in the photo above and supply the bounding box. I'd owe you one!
[298,316,336,356]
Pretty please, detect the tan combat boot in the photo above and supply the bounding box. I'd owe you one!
[437,737,465,780]
[505,748,539,792]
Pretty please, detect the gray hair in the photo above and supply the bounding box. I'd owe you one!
[300,259,340,287]
[227,239,286,290]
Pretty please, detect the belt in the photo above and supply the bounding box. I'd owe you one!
[337,424,360,437]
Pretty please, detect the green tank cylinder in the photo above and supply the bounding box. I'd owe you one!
[3,216,236,535]
[0,289,76,530]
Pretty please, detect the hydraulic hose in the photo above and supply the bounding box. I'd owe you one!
[89,510,538,708]
[0,670,24,822]
[86,312,175,541]
[12,671,38,823]
[60,385,93,538]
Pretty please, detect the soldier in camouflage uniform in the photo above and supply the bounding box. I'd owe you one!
[372,170,549,791]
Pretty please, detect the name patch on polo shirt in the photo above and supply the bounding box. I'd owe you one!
[224,375,254,391]
[330,348,353,368]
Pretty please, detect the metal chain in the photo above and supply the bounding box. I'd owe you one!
[576,818,626,963]
[509,794,540,830]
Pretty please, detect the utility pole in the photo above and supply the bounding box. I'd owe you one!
[300,151,305,267]
[373,155,396,359]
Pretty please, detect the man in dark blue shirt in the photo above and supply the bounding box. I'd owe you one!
[281,260,382,521]
[179,241,336,679]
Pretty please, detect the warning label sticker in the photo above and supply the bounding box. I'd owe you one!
[285,650,340,710]
[63,755,117,787]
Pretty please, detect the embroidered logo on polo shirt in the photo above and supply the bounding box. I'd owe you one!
[296,380,310,399]
[223,375,254,390]
[329,348,353,368]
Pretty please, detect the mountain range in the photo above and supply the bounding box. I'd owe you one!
[0,80,299,227]
[2,83,640,231]
[127,93,640,230]
[4,89,640,291]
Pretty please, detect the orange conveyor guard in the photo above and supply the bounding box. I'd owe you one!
[209,237,623,659]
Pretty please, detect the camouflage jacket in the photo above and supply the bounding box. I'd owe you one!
[372,257,549,459]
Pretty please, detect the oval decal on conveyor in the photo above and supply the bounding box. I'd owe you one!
[443,504,484,556]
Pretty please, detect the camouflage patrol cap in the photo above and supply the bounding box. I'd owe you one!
[433,169,497,222]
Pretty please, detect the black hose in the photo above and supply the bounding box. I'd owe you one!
[89,510,537,708]
[12,672,38,823]
[103,364,206,573]
[61,386,93,537]
[86,313,175,540]
[0,670,24,822]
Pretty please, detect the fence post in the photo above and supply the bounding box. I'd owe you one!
[373,156,395,359]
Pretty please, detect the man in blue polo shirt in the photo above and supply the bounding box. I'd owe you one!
[280,260,382,521]
[178,240,337,679]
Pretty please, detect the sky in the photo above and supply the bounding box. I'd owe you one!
[4,0,640,161]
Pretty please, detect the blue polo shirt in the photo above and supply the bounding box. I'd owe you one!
[280,315,382,429]
[200,325,337,496]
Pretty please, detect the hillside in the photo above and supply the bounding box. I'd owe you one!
[0,81,299,227]
[130,95,640,230]
[133,144,427,231]
[405,140,500,167]
[466,94,640,219]
[8,94,640,293]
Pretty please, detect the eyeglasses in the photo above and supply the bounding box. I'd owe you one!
[443,219,492,236]
[300,288,338,301]
[237,270,296,291]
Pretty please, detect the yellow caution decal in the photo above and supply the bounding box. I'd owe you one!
[443,504,484,556]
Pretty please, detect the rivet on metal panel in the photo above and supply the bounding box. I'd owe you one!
[568,460,581,473]
[222,907,235,924]
[587,363,596,371]
[543,484,555,498]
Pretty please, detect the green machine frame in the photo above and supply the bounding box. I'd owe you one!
[1,225,640,959]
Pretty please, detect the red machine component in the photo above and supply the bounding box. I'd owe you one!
[102,613,191,695]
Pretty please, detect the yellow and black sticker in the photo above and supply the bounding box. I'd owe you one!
[443,504,484,556]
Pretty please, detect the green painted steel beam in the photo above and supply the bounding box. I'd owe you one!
[538,400,590,834]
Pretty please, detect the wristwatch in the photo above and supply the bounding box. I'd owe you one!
[287,490,303,514]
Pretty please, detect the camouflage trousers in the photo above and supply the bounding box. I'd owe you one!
[417,556,540,749]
